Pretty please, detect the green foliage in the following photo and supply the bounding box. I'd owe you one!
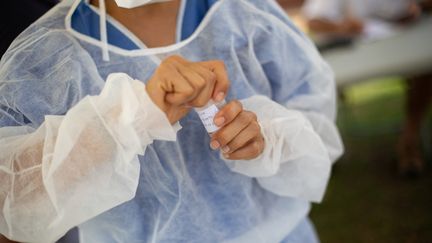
[311,78,432,243]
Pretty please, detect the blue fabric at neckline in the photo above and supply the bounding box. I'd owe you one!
[181,0,218,41]
[71,0,218,50]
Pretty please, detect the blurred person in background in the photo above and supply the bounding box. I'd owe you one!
[301,0,432,176]
[398,0,432,176]
[302,0,420,38]
[400,72,432,176]
[277,0,305,9]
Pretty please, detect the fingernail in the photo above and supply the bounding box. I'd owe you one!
[214,117,225,126]
[222,146,230,153]
[210,141,220,150]
[215,92,225,102]
[223,153,230,159]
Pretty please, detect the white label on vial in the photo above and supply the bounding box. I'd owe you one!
[196,104,220,133]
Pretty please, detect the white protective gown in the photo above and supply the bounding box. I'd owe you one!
[0,0,343,242]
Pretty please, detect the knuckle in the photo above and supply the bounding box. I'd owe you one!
[238,112,250,124]
[252,141,262,155]
[233,100,243,110]
[184,86,195,96]
[178,93,190,102]
[229,139,241,150]
[219,137,229,147]
[244,112,255,122]
[216,131,229,145]
[205,71,217,84]
[209,70,217,79]
[214,60,225,68]
[224,105,236,119]
[223,110,234,121]
[251,121,261,134]
[195,77,206,89]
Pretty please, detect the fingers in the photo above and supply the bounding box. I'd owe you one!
[165,56,219,107]
[187,64,217,107]
[163,67,196,106]
[210,102,264,160]
[222,121,261,154]
[199,60,230,102]
[213,100,243,127]
[163,56,230,106]
[225,137,265,160]
[148,55,231,124]
[211,110,257,150]
[175,64,207,105]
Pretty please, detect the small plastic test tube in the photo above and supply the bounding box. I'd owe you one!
[194,99,226,134]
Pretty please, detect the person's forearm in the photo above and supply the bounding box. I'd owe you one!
[0,73,177,243]
[221,96,343,202]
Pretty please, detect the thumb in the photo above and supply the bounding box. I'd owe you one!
[199,60,230,102]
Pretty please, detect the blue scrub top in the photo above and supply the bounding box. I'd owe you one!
[71,0,218,50]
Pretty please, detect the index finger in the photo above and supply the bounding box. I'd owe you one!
[199,60,230,102]
[213,100,243,127]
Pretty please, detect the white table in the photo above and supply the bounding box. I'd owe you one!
[322,16,432,87]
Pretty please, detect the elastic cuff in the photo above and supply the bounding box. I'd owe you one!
[222,120,279,178]
[131,80,180,144]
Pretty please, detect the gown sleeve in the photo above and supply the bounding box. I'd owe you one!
[0,73,179,243]
[222,0,344,203]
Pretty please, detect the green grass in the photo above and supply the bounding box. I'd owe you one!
[310,78,432,243]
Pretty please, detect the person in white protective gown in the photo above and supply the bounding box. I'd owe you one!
[0,0,344,242]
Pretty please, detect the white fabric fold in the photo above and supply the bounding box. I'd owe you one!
[222,95,343,203]
[0,72,178,243]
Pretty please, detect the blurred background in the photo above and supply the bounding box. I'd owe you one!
[278,0,432,242]
[1,0,431,243]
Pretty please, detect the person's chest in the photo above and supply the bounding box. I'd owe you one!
[109,2,181,48]
[127,17,178,48]
[71,0,216,49]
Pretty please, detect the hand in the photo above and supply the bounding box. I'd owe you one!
[146,55,230,124]
[210,100,265,160]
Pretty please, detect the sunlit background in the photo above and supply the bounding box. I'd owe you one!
[278,0,432,242]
